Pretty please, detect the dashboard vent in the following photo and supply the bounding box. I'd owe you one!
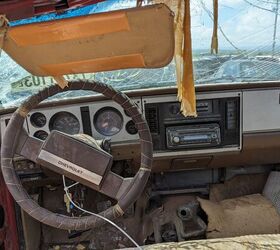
[196,100,213,114]
[145,105,159,134]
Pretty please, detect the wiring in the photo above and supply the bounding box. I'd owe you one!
[244,0,277,13]
[199,0,240,51]
[62,175,142,250]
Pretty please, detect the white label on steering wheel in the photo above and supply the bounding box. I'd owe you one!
[38,150,102,185]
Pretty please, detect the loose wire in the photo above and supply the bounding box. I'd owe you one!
[62,175,142,250]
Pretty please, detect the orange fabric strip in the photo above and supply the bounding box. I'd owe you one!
[53,76,68,89]
[179,0,197,117]
[137,0,143,7]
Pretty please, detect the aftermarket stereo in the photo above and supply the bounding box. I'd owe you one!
[166,124,221,149]
[145,96,240,151]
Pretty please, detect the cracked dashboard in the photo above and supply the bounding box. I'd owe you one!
[2,83,280,172]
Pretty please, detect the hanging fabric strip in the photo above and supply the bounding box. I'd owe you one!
[0,15,9,56]
[178,0,197,117]
[151,0,197,117]
[137,0,143,7]
[211,0,218,54]
[53,75,69,89]
[174,0,184,101]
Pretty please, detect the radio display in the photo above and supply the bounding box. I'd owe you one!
[182,134,209,142]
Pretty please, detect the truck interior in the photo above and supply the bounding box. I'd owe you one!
[0,0,280,249]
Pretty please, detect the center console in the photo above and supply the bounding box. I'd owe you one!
[143,92,241,156]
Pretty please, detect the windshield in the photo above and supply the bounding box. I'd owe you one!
[1,0,280,109]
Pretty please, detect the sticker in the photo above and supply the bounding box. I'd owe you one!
[11,73,95,92]
[11,76,53,92]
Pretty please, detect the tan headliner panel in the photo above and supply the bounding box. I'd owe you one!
[8,12,130,46]
[3,4,174,76]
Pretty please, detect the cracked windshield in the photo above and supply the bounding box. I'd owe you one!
[1,0,280,108]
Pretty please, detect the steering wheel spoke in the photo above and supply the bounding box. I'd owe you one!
[98,172,132,200]
[15,128,43,163]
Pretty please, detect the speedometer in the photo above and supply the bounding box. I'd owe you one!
[94,107,123,136]
[49,112,80,135]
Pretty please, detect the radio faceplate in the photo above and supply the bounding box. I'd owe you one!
[166,124,221,149]
[144,95,240,152]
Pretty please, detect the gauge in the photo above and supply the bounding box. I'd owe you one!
[30,112,47,128]
[94,107,123,136]
[49,112,80,135]
[34,130,48,140]
[126,120,138,135]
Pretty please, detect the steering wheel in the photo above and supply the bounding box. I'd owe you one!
[1,80,153,230]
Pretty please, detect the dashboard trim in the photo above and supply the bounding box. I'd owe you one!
[153,146,242,159]
[142,91,243,158]
[243,88,280,133]
[2,81,280,116]
[2,82,280,165]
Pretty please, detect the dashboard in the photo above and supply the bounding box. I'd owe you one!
[1,83,280,172]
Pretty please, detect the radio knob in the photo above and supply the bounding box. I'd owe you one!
[173,136,180,144]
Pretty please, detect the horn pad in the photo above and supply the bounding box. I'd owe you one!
[37,130,113,189]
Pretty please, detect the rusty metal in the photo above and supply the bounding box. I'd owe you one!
[150,196,206,243]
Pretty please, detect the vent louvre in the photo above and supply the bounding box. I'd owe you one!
[145,105,159,134]
[196,101,210,113]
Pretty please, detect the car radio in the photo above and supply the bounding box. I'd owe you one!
[166,124,221,149]
[145,97,240,151]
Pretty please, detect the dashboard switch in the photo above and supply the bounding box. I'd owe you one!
[226,100,237,130]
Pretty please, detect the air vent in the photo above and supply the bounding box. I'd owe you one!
[196,100,213,114]
[145,105,159,134]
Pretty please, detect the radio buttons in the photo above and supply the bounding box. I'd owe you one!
[173,136,180,143]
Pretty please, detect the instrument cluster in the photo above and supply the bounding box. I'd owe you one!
[27,100,140,143]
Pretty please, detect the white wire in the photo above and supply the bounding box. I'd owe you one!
[62,175,142,250]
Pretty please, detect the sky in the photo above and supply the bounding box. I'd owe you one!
[191,0,279,51]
